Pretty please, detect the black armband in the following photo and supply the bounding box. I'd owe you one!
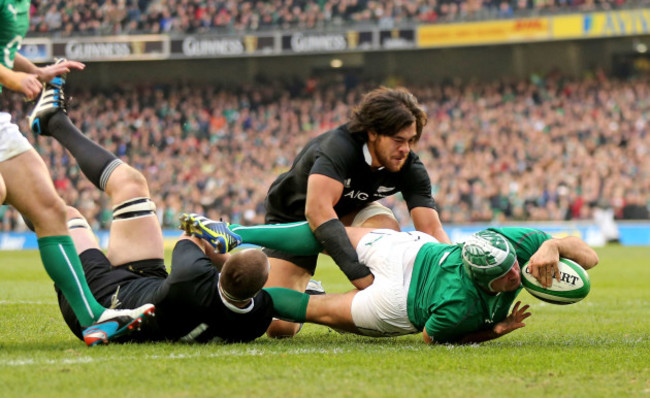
[313,219,371,281]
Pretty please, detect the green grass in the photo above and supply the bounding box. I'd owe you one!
[0,246,648,398]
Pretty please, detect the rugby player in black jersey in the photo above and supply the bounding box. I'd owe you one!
[35,84,274,343]
[262,87,451,337]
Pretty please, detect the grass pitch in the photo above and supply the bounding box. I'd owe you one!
[0,245,648,398]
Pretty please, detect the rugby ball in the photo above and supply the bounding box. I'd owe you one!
[521,258,590,305]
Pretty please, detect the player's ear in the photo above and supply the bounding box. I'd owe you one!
[367,130,378,142]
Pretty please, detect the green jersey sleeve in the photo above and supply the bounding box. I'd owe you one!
[487,227,552,264]
[0,0,30,92]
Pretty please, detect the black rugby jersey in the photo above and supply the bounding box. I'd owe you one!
[265,124,436,223]
[121,240,274,343]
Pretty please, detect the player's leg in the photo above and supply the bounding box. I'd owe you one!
[34,89,163,264]
[0,146,105,328]
[59,205,155,343]
[264,256,314,337]
[66,206,101,254]
[341,201,400,230]
[265,287,360,333]
[103,163,163,265]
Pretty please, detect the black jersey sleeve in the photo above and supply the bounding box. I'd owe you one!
[399,155,437,211]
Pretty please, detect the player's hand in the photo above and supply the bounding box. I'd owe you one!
[493,301,531,336]
[9,72,42,100]
[36,60,85,82]
[527,240,561,288]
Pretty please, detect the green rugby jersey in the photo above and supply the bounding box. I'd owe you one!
[407,227,551,343]
[0,0,30,93]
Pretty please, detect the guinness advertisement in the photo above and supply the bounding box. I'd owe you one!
[170,34,275,58]
[281,30,374,53]
[52,35,169,61]
[379,28,416,49]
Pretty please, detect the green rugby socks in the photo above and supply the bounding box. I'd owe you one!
[38,236,105,327]
[264,288,309,323]
[230,221,322,255]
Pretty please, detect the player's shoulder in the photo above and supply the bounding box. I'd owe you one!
[322,124,359,146]
[316,125,363,159]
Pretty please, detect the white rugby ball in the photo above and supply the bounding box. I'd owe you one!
[521,258,590,305]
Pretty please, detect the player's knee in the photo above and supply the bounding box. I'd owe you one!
[266,321,301,339]
[66,206,83,220]
[114,166,149,198]
[27,195,68,235]
[38,195,67,222]
[64,204,93,232]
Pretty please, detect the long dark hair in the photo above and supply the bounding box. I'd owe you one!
[348,86,427,143]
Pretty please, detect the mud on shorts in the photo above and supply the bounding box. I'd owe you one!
[350,229,438,337]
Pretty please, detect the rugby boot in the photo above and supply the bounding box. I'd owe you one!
[179,213,242,254]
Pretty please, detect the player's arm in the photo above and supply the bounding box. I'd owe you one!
[13,53,85,82]
[411,207,451,244]
[306,174,373,289]
[528,236,599,288]
[177,234,228,271]
[0,62,41,99]
[423,301,531,345]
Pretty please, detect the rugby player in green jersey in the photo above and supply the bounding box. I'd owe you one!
[182,216,598,344]
[0,1,153,346]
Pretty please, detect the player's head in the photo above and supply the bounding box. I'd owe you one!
[348,87,427,172]
[219,249,270,304]
[461,230,520,293]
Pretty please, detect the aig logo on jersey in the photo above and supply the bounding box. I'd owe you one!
[344,190,369,201]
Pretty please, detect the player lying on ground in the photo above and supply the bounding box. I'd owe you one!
[30,76,275,343]
[183,216,598,344]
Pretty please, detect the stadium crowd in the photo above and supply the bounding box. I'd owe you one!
[28,0,640,36]
[1,71,649,231]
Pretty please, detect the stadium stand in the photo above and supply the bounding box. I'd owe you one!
[28,0,644,36]
[1,71,649,231]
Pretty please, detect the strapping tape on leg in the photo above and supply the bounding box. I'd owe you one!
[112,197,156,221]
[68,217,92,230]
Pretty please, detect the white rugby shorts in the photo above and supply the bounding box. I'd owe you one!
[0,112,32,162]
[350,229,438,337]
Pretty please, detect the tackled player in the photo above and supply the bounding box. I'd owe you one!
[185,218,598,344]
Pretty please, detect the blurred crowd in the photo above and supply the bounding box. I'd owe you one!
[1,71,649,231]
[28,0,639,37]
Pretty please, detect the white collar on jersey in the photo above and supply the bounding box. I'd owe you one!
[363,143,385,170]
[218,282,255,314]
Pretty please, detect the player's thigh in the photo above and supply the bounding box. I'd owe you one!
[67,207,101,254]
[0,150,67,235]
[107,215,164,266]
[342,202,400,230]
